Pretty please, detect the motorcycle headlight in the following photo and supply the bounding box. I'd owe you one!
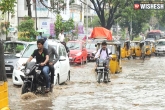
[25,69,30,75]
[15,62,22,70]
[76,52,82,56]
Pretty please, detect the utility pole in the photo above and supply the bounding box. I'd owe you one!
[35,0,37,30]
[86,0,88,41]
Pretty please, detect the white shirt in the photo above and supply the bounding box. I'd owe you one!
[95,48,111,60]
[58,33,64,42]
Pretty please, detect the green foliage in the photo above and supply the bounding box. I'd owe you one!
[0,22,10,35]
[55,14,75,39]
[63,18,75,33]
[0,0,16,14]
[18,17,38,40]
[16,45,24,53]
[55,14,63,39]
[133,36,142,41]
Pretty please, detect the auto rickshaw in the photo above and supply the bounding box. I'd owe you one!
[0,41,9,110]
[145,40,152,57]
[131,41,142,59]
[96,41,122,74]
[150,41,156,53]
[121,40,132,59]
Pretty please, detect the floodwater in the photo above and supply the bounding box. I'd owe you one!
[8,56,165,110]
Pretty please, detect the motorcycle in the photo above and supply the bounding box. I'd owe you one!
[96,58,109,83]
[21,62,52,94]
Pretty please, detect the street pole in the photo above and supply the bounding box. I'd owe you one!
[35,0,37,30]
[86,0,88,41]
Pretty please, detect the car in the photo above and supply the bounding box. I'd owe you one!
[12,40,70,85]
[4,41,28,75]
[86,42,97,61]
[67,40,87,64]
[155,39,165,55]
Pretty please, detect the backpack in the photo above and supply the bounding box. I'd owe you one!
[100,48,109,57]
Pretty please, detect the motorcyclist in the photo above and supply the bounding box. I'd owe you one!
[43,38,59,86]
[23,39,50,92]
[94,41,111,82]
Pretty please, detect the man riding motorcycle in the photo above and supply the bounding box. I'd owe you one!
[94,41,111,82]
[23,39,50,92]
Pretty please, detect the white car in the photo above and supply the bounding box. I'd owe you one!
[155,39,165,55]
[12,40,70,85]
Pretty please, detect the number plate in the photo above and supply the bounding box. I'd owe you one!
[5,67,11,70]
[69,57,72,59]
[24,75,33,78]
[97,67,105,69]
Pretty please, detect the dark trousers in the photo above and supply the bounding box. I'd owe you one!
[49,65,55,84]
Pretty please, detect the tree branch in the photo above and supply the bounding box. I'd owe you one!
[79,0,95,10]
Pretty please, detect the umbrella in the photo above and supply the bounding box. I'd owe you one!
[37,29,47,33]
[90,27,112,40]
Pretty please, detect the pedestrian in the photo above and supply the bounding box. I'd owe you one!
[36,32,42,40]
[58,30,64,42]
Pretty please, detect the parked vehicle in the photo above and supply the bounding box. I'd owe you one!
[67,40,87,64]
[146,30,163,42]
[12,40,70,85]
[4,41,28,75]
[96,58,109,83]
[86,42,96,61]
[121,40,132,59]
[0,41,9,110]
[21,62,53,94]
[131,41,142,59]
[145,40,152,57]
[155,39,165,56]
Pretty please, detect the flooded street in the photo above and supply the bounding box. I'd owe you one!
[8,56,165,110]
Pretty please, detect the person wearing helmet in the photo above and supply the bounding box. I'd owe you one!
[94,41,111,82]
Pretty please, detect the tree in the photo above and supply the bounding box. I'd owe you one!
[80,0,133,29]
[26,0,32,17]
[118,9,153,39]
[0,0,16,21]
[63,18,75,33]
[18,17,38,41]
[39,0,74,13]
[55,14,63,39]
[0,0,16,40]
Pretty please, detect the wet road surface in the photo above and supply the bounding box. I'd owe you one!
[8,56,165,110]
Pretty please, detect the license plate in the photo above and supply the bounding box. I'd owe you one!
[69,57,72,59]
[24,75,33,78]
[5,67,11,70]
[97,67,105,69]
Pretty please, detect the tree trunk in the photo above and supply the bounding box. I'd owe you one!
[26,0,32,17]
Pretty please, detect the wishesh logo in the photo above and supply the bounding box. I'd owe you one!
[134,4,140,10]
[134,1,164,10]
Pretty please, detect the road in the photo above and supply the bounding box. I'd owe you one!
[8,56,165,110]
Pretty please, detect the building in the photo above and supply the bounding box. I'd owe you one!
[17,0,70,37]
